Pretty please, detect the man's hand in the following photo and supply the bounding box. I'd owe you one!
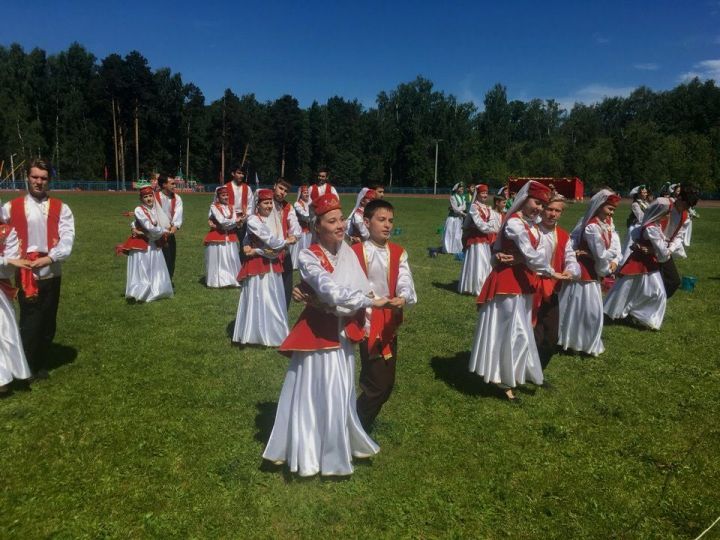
[292,286,311,303]
[242,245,254,257]
[7,258,31,269]
[29,256,53,269]
[372,296,390,308]
[169,226,177,235]
[552,271,570,281]
[496,252,516,265]
[388,296,406,309]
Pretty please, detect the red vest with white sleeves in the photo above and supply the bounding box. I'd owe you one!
[225,181,250,215]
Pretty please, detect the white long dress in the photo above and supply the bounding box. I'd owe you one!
[0,227,32,385]
[468,216,553,387]
[290,199,312,269]
[442,193,466,254]
[605,222,675,330]
[263,243,378,477]
[204,204,241,288]
[458,202,498,295]
[232,215,288,346]
[558,221,620,356]
[125,205,174,302]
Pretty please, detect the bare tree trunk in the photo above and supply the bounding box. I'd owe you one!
[117,102,126,185]
[134,101,140,181]
[220,95,226,181]
[112,97,119,185]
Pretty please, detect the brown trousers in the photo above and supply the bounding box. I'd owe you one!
[357,337,397,430]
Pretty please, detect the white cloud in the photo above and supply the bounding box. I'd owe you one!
[633,63,659,71]
[556,84,635,111]
[678,59,720,81]
[593,33,611,45]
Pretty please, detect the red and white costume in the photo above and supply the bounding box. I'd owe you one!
[604,198,677,329]
[468,182,553,388]
[309,182,338,202]
[154,190,184,230]
[291,187,312,269]
[224,180,254,218]
[558,190,621,356]
[345,188,377,242]
[263,194,378,477]
[204,188,241,288]
[442,183,466,254]
[458,187,499,295]
[118,191,173,302]
[0,223,32,386]
[232,192,289,346]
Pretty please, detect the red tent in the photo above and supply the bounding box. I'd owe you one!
[508,177,584,201]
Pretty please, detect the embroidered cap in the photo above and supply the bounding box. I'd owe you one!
[605,194,622,206]
[139,186,154,196]
[312,193,341,216]
[527,181,551,204]
[476,184,489,193]
[256,188,273,201]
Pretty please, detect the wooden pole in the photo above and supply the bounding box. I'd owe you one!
[220,95,226,181]
[117,101,126,186]
[240,143,249,167]
[280,143,286,177]
[112,97,119,189]
[134,100,140,181]
[185,120,190,180]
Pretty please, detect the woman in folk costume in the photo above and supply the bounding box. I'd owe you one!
[345,187,377,244]
[458,184,499,295]
[232,189,295,347]
[0,219,32,392]
[204,186,242,288]
[623,185,649,253]
[557,189,622,356]
[468,182,567,402]
[604,197,676,330]
[442,183,466,254]
[117,186,173,302]
[533,195,580,369]
[264,193,388,477]
[290,184,312,269]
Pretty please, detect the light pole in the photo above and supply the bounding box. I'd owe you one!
[433,139,443,195]
[10,153,16,183]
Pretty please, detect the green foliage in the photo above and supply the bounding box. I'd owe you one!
[1,43,720,192]
[0,194,718,538]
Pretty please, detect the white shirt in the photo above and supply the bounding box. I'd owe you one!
[156,191,184,228]
[537,224,580,278]
[663,207,691,259]
[2,195,75,279]
[230,182,254,215]
[0,226,20,280]
[504,216,553,276]
[269,201,301,239]
[360,240,417,305]
[208,204,236,232]
[245,214,287,258]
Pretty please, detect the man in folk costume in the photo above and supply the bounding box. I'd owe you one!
[557,189,622,357]
[267,178,301,308]
[0,215,32,393]
[309,167,338,202]
[442,183,466,254]
[117,186,174,303]
[468,181,567,402]
[351,199,417,430]
[458,184,499,296]
[604,197,679,330]
[532,195,579,369]
[658,185,699,299]
[266,193,388,477]
[204,186,242,288]
[154,175,184,281]
[290,184,312,270]
[233,189,296,346]
[2,159,75,380]
[224,163,254,225]
[345,187,378,244]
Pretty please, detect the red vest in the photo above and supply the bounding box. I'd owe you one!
[295,200,310,232]
[225,181,250,215]
[0,225,18,300]
[9,196,62,257]
[532,226,570,324]
[310,183,332,201]
[278,244,365,357]
[351,241,405,359]
[476,214,540,305]
[619,223,661,276]
[278,201,292,238]
[464,203,493,248]
[154,191,177,221]
[576,217,612,282]
[237,216,284,280]
[204,204,238,244]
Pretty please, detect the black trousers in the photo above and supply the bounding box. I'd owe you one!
[357,338,397,430]
[533,293,560,370]
[162,234,177,279]
[660,258,681,299]
[282,254,293,308]
[18,276,62,373]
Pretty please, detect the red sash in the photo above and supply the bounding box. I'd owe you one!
[280,201,292,238]
[9,197,62,299]
[352,241,405,359]
[226,181,249,215]
[477,214,540,306]
[532,226,570,324]
[155,192,177,221]
[278,243,365,357]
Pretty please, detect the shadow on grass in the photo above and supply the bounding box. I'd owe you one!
[430,351,502,399]
[47,343,78,372]
[431,280,461,293]
[254,401,277,444]
[226,320,235,339]
[197,275,206,286]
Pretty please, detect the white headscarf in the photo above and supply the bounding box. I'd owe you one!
[570,189,616,246]
[640,197,672,228]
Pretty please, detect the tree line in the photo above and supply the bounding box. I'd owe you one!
[1,42,719,192]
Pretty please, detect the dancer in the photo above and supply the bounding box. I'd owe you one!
[346,188,378,243]
[533,195,579,369]
[154,175,183,280]
[269,178,301,308]
[118,186,173,303]
[604,197,676,329]
[290,184,312,270]
[442,183,466,254]
[468,181,566,402]
[352,198,417,430]
[264,193,387,477]
[204,186,242,288]
[232,189,295,347]
[624,184,649,253]
[659,186,699,299]
[458,184,498,295]
[225,163,254,227]
[309,167,338,201]
[557,189,621,356]
[3,160,75,380]
[0,220,32,392]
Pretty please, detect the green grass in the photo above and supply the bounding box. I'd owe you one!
[0,192,718,539]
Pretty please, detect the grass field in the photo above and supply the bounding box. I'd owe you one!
[0,192,718,539]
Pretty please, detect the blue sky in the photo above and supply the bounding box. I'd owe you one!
[2,0,719,110]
